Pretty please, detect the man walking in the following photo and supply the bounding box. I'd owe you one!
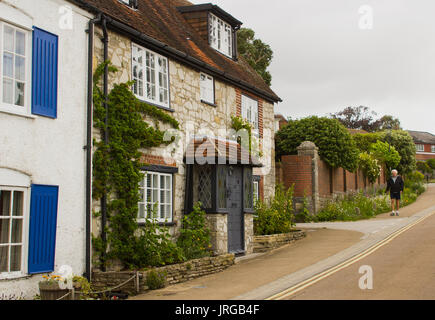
[386,169,404,216]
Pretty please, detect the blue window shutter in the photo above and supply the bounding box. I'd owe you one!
[28,185,59,274]
[32,27,58,118]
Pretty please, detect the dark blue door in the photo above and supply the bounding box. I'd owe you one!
[227,167,244,254]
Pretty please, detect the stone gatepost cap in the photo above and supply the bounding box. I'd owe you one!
[297,141,318,151]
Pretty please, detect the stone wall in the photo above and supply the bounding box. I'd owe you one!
[206,214,228,256]
[253,231,307,253]
[92,254,235,295]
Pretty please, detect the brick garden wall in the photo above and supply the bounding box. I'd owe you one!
[276,142,387,214]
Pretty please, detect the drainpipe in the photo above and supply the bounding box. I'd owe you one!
[85,13,103,281]
[100,15,109,272]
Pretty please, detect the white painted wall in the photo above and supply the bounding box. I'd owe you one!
[0,0,93,299]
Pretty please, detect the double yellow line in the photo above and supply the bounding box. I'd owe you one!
[266,211,435,300]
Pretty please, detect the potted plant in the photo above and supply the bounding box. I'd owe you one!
[72,276,93,300]
[38,275,71,300]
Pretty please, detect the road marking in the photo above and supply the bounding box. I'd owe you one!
[266,211,435,300]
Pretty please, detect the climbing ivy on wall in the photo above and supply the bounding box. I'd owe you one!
[92,61,184,270]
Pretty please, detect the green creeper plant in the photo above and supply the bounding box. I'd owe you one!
[92,61,183,269]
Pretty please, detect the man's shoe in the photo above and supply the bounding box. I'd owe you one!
[396,212,400,216]
[391,212,396,216]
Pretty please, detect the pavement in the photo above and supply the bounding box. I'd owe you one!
[131,184,435,300]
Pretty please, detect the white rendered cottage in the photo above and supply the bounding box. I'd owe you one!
[0,0,92,298]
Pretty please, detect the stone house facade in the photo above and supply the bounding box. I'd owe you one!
[71,0,281,264]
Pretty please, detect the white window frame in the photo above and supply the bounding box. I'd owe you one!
[0,185,29,280]
[209,13,233,58]
[138,172,173,224]
[0,20,32,117]
[132,43,170,109]
[416,144,425,152]
[200,72,214,105]
[241,94,259,133]
[431,145,435,153]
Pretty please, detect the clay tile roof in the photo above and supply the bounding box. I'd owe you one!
[407,130,435,144]
[185,137,262,167]
[69,0,281,103]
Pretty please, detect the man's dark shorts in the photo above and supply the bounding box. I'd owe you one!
[391,192,401,200]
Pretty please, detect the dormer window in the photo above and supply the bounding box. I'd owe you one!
[209,13,233,58]
[119,0,138,9]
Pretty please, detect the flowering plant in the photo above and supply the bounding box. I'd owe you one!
[40,274,66,285]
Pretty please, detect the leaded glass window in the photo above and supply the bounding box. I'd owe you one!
[197,165,213,209]
[243,168,253,210]
[217,166,227,209]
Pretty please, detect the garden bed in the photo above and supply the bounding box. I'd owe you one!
[253,230,307,253]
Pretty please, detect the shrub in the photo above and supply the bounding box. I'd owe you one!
[316,192,391,222]
[405,171,426,196]
[254,184,295,235]
[276,116,360,171]
[177,203,212,260]
[145,270,167,290]
[358,152,381,184]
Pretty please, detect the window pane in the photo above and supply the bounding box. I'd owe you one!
[160,205,165,219]
[166,205,171,219]
[160,176,165,189]
[13,192,23,217]
[0,220,10,244]
[0,191,11,217]
[15,30,25,56]
[3,79,13,104]
[10,245,21,272]
[138,203,145,219]
[11,220,22,244]
[152,174,158,187]
[153,189,158,203]
[3,53,13,77]
[15,56,25,81]
[15,82,25,106]
[4,26,14,52]
[160,190,165,204]
[0,246,8,272]
[165,191,171,204]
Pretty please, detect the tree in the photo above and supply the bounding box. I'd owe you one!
[427,159,435,171]
[417,161,432,174]
[276,116,360,171]
[237,28,273,86]
[374,115,402,131]
[353,132,381,152]
[330,106,402,132]
[358,152,381,184]
[370,140,401,172]
[377,130,417,174]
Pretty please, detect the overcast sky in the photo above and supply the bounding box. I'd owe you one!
[191,0,435,134]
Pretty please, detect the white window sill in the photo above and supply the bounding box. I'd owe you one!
[0,273,29,281]
[0,109,36,120]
